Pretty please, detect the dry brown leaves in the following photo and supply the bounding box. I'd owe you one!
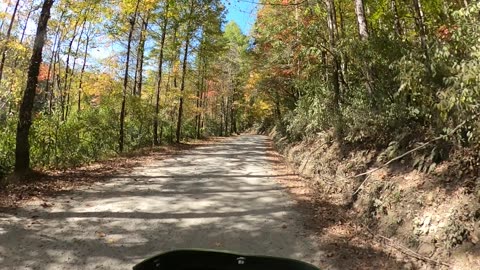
[265,140,412,270]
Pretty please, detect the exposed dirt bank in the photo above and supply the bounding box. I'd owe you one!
[0,135,347,270]
[270,129,480,270]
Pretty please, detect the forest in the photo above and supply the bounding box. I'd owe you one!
[0,0,252,176]
[0,0,479,178]
[253,0,480,159]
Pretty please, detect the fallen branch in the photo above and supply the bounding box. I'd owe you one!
[299,142,325,174]
[363,225,451,268]
[352,114,477,196]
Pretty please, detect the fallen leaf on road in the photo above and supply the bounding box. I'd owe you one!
[95,231,106,238]
[41,202,53,208]
[106,237,118,244]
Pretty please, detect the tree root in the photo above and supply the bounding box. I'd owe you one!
[363,225,452,268]
[352,114,478,196]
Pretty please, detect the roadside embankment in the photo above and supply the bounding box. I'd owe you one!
[269,128,480,270]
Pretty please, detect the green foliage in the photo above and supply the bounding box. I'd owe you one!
[435,3,480,125]
[250,1,480,156]
[0,0,231,176]
[0,118,16,178]
[0,95,160,172]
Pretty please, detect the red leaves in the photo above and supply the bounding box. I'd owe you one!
[437,25,458,41]
[37,63,50,82]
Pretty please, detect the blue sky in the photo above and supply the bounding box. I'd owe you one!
[223,0,258,35]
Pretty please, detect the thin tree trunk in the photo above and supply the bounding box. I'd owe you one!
[195,77,201,139]
[176,0,195,143]
[199,61,207,137]
[220,97,224,136]
[391,0,403,36]
[11,3,36,70]
[195,61,206,139]
[176,33,191,143]
[0,4,10,32]
[337,4,349,91]
[134,14,149,97]
[325,0,343,139]
[19,4,35,44]
[412,0,430,68]
[66,18,87,116]
[230,101,236,134]
[78,23,91,112]
[153,3,169,145]
[62,16,82,120]
[136,15,149,97]
[354,0,369,40]
[172,23,179,89]
[44,10,65,114]
[197,90,204,138]
[0,0,21,83]
[354,0,375,95]
[50,35,63,113]
[119,0,140,153]
[165,69,174,143]
[15,0,55,174]
[225,96,229,136]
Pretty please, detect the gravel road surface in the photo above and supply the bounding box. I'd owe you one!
[0,135,328,269]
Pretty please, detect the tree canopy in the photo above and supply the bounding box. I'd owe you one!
[0,0,479,177]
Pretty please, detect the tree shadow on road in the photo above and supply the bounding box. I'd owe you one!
[0,135,409,270]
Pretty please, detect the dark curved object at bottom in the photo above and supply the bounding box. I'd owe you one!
[133,249,320,270]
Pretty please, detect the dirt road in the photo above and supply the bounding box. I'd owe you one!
[0,135,412,270]
[0,135,333,269]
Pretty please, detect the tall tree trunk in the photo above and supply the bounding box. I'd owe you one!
[337,3,349,91]
[137,15,149,97]
[412,0,430,68]
[0,0,21,83]
[50,33,63,113]
[199,62,207,137]
[44,10,65,114]
[11,3,36,69]
[176,33,191,143]
[354,0,375,95]
[134,14,149,97]
[62,17,82,120]
[196,90,203,139]
[66,19,87,116]
[171,22,179,89]
[153,3,169,145]
[0,4,10,32]
[119,0,140,153]
[165,67,174,142]
[224,97,229,136]
[325,0,343,139]
[194,75,201,139]
[78,23,91,112]
[195,61,206,139]
[230,101,236,134]
[391,0,403,36]
[176,0,195,143]
[219,97,224,136]
[354,0,369,40]
[19,4,35,44]
[15,0,55,174]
